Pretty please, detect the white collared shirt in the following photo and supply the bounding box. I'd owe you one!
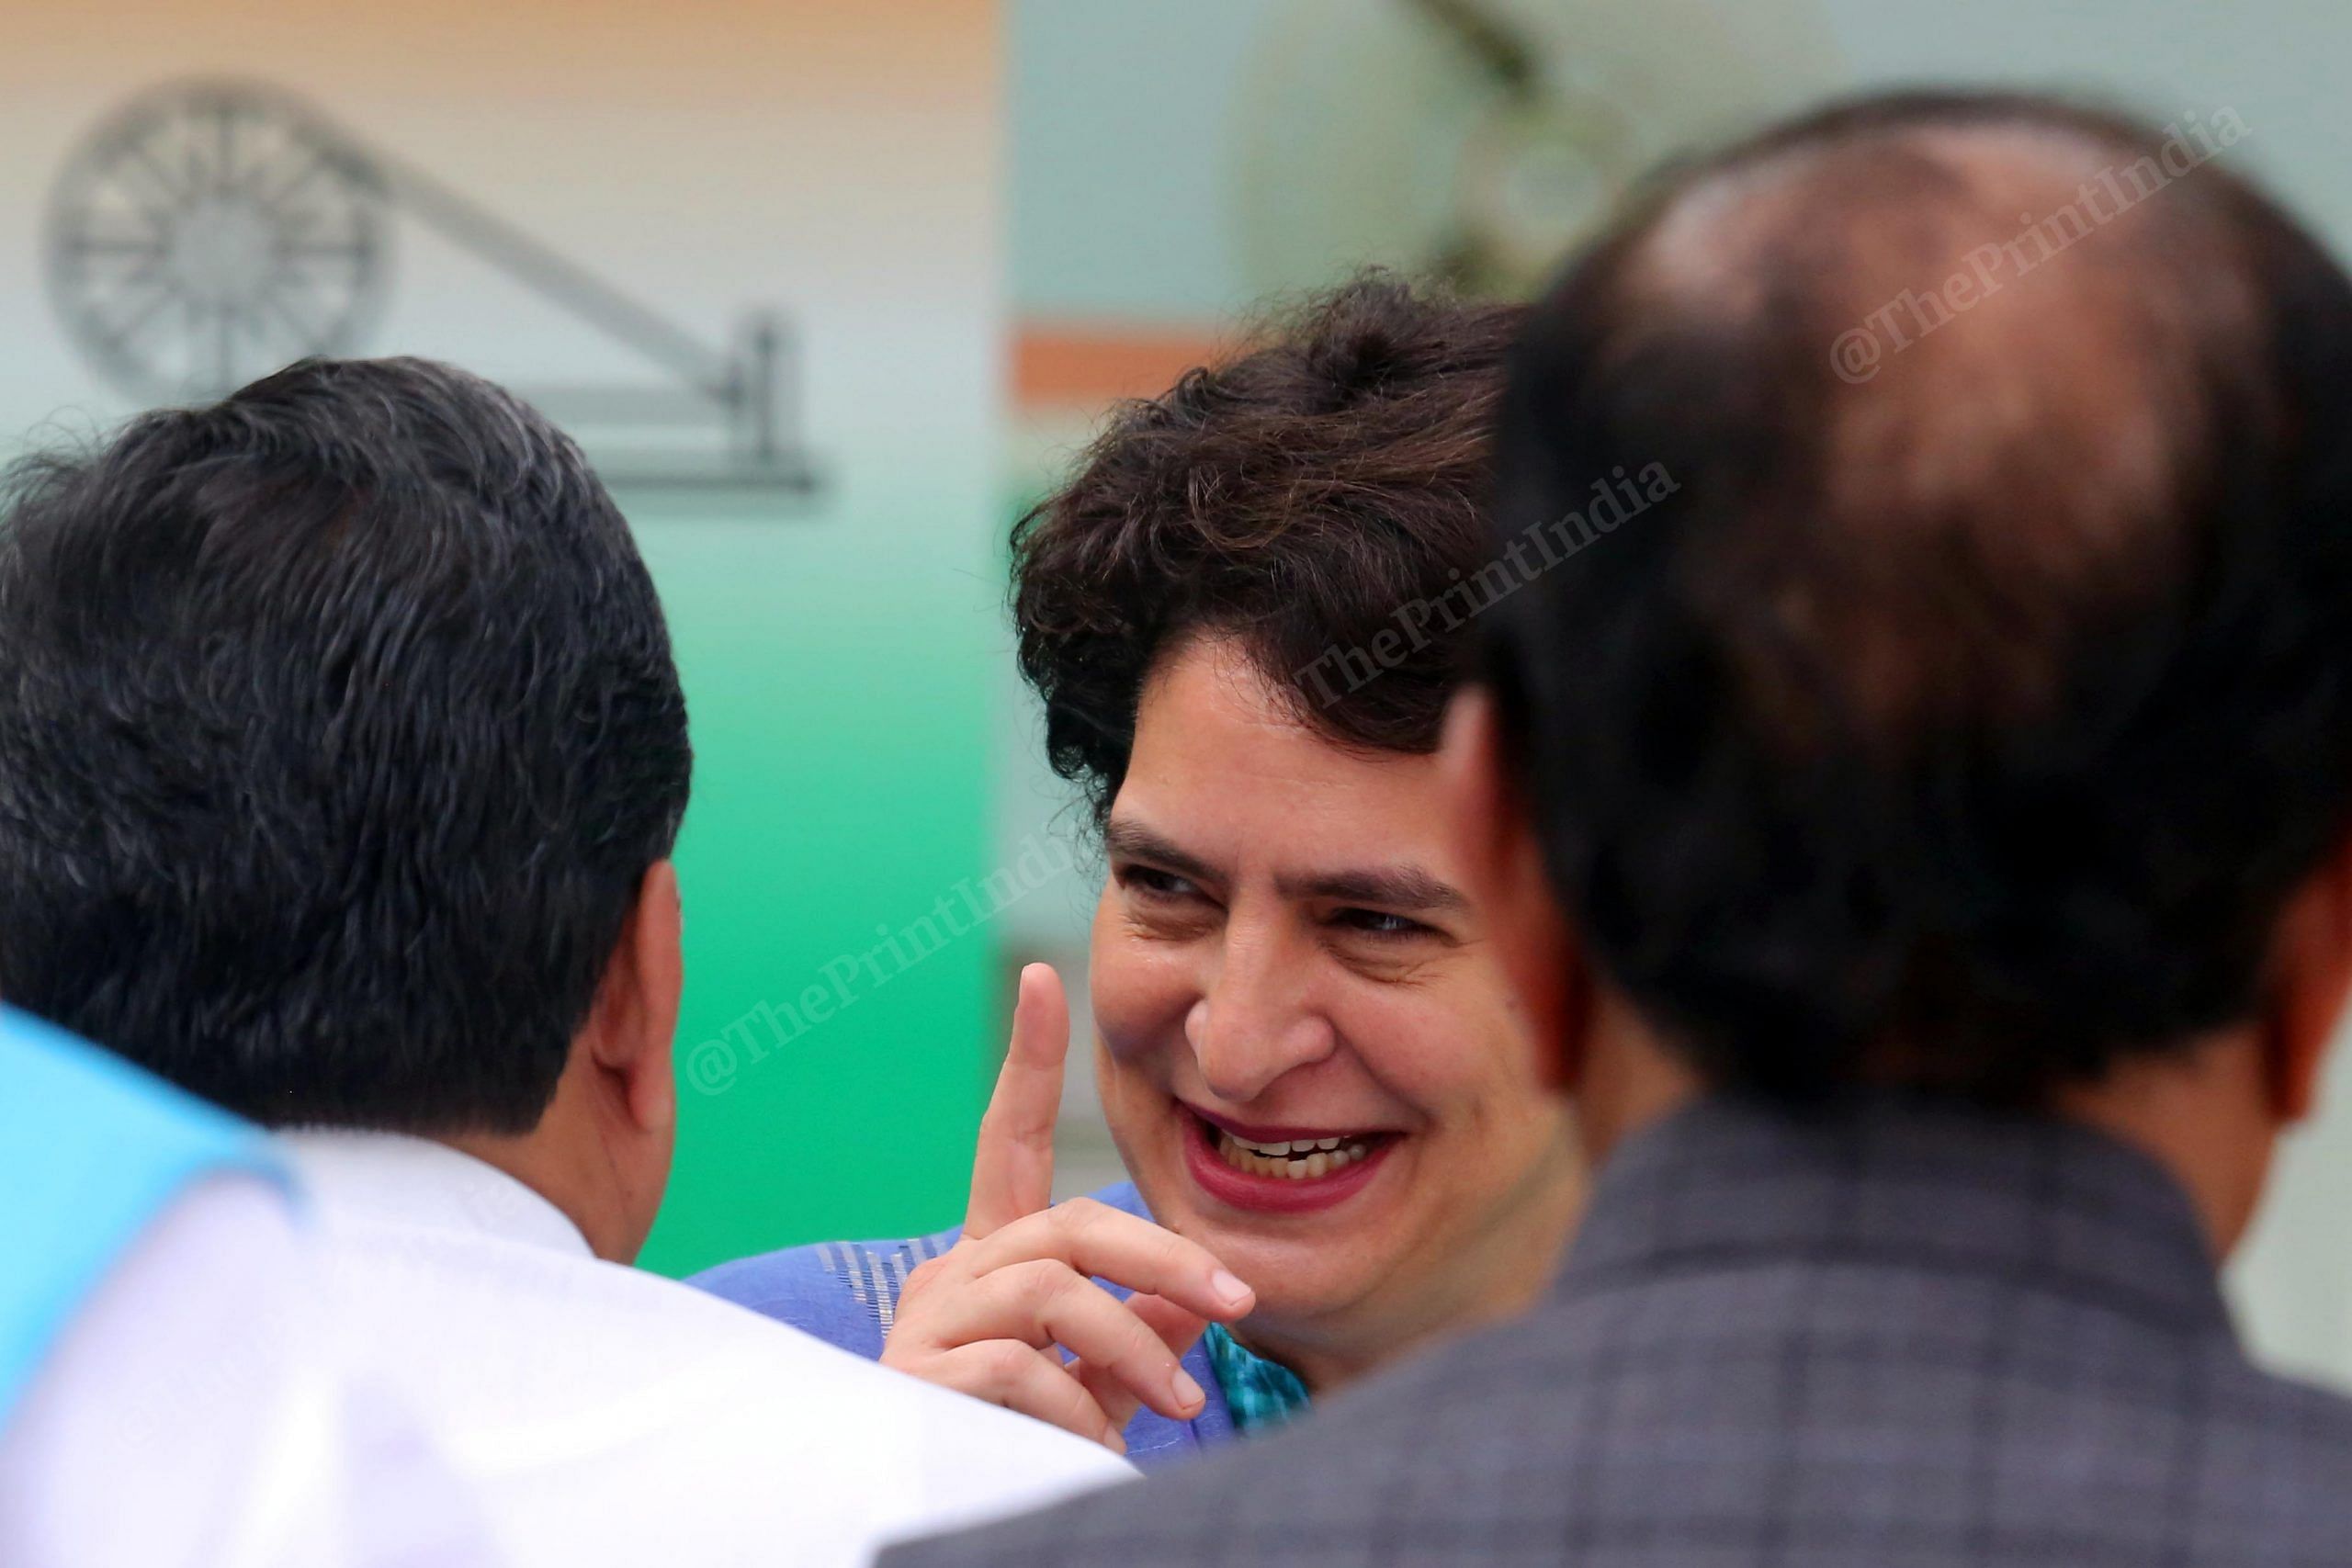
[283,1132,1133,1568]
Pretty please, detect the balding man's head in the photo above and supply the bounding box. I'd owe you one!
[1486,92,2352,1103]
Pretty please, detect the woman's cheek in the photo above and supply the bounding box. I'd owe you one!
[1340,990,1509,1122]
[1089,918,1202,1070]
[1331,991,1436,1090]
[1086,944,1194,1194]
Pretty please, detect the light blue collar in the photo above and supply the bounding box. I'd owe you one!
[1202,1322,1312,1434]
[0,1007,288,1423]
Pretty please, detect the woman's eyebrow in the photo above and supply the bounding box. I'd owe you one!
[1102,818,1221,884]
[1104,818,1465,913]
[1278,864,1467,914]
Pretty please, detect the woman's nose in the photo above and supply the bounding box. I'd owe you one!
[1184,937,1337,1103]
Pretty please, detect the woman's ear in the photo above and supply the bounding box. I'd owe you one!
[2262,833,2352,1124]
[1438,686,1589,1092]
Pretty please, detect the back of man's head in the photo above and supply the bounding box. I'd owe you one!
[0,357,692,1136]
[1487,92,2352,1107]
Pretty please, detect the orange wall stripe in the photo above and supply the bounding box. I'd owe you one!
[1012,322,1228,412]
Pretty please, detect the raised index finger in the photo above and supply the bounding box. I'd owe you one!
[965,962,1069,1236]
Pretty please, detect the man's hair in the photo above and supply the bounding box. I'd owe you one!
[0,357,692,1133]
[1487,91,2352,1103]
[1016,272,1525,822]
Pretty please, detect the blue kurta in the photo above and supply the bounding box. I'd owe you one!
[692,1181,1243,1467]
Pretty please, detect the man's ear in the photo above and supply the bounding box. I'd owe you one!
[2263,833,2352,1124]
[1438,685,1589,1092]
[587,861,684,1135]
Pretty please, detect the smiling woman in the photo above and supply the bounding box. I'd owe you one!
[692,274,1583,1463]
[1086,634,1579,1390]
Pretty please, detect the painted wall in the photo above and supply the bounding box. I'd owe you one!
[0,0,1006,1277]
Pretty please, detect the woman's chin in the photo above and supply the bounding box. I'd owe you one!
[1190,1228,1390,1327]
[1127,1122,1419,1329]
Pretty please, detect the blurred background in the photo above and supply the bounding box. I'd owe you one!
[6,0,2351,1389]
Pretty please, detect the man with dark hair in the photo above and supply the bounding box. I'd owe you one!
[0,355,695,1242]
[0,358,1126,1566]
[888,91,2352,1567]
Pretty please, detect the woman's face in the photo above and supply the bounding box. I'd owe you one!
[1089,636,1582,1379]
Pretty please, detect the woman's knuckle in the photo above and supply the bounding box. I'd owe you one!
[978,1340,1034,1383]
[1010,1258,1071,1310]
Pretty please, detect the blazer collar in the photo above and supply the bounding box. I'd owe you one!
[1556,1090,2233,1336]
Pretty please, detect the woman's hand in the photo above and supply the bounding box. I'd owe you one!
[879,964,1255,1452]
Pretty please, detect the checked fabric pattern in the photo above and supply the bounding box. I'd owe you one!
[886,1092,2352,1567]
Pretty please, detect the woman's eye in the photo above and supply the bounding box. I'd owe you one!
[1120,866,1201,901]
[1330,908,1430,939]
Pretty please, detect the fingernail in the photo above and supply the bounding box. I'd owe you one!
[1171,1369,1205,1411]
[1101,1422,1128,1455]
[1211,1269,1253,1310]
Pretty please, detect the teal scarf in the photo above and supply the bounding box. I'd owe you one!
[1202,1323,1312,1434]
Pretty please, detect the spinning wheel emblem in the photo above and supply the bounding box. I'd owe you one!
[46,77,818,499]
[49,82,390,403]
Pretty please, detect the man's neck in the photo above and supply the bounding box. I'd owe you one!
[2057,1030,2276,1259]
[1569,998,1707,1171]
[444,1122,636,1263]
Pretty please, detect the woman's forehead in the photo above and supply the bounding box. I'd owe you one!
[1122,636,1460,854]
[1134,638,1429,773]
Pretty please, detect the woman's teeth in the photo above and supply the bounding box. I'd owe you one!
[1214,1130,1373,1180]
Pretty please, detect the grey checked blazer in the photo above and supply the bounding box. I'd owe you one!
[884,1093,2352,1567]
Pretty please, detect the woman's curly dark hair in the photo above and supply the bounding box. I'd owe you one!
[1013,273,1527,823]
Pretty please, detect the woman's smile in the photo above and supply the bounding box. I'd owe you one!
[1179,1105,1404,1213]
[1087,637,1583,1388]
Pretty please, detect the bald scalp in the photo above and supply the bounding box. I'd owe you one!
[1612,104,2262,745]
[1489,92,2352,1101]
